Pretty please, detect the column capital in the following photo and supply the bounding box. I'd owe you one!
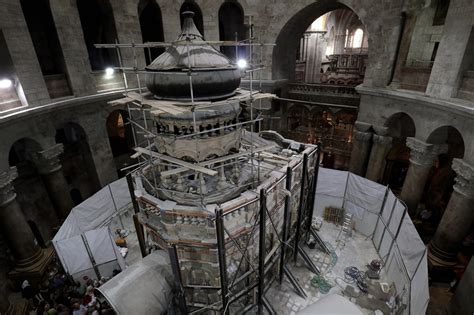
[354,130,373,142]
[372,126,390,136]
[406,137,448,167]
[0,167,18,206]
[31,144,64,175]
[373,134,392,145]
[354,121,372,132]
[452,159,474,199]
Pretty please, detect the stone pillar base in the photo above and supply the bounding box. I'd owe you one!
[428,243,457,267]
[8,248,55,285]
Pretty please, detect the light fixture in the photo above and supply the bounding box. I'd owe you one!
[237,59,247,69]
[105,67,115,76]
[0,78,13,89]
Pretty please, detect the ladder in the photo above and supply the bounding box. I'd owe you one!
[336,213,353,249]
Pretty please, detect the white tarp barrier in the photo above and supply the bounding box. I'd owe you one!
[54,227,126,279]
[312,168,428,314]
[97,251,173,315]
[313,168,348,217]
[53,178,131,280]
[344,174,386,236]
[54,177,131,241]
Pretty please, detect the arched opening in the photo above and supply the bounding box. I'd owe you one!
[180,0,204,36]
[9,138,57,243]
[382,112,416,191]
[138,0,165,65]
[20,0,72,98]
[412,126,464,242]
[77,0,118,71]
[106,110,135,177]
[218,1,245,60]
[286,105,310,142]
[55,123,101,199]
[272,3,368,83]
[0,30,27,112]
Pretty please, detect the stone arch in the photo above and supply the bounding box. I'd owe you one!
[180,0,204,36]
[106,110,134,158]
[384,112,416,139]
[55,122,101,198]
[8,138,58,243]
[20,0,72,98]
[427,126,465,159]
[138,0,165,64]
[382,112,416,189]
[218,0,245,60]
[272,1,368,81]
[76,0,118,70]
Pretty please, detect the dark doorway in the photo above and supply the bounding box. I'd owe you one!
[180,1,204,36]
[218,1,245,60]
[138,0,165,64]
[77,0,119,70]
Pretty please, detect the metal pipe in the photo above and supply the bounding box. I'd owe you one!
[294,153,308,263]
[126,174,140,214]
[257,188,266,314]
[168,245,188,314]
[377,200,397,252]
[133,214,147,258]
[279,167,292,283]
[215,209,229,313]
[305,145,321,239]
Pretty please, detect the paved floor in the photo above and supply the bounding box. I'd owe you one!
[265,222,394,314]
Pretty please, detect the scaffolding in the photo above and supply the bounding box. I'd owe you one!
[94,15,322,314]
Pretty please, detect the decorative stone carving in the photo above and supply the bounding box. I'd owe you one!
[353,130,372,142]
[31,144,64,174]
[452,159,474,199]
[0,168,18,207]
[406,137,448,167]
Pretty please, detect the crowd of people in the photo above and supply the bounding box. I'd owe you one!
[21,274,115,315]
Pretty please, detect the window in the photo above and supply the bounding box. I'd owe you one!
[352,29,364,48]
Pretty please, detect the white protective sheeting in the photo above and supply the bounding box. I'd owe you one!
[53,178,131,278]
[54,228,126,277]
[312,168,428,314]
[54,177,131,241]
[344,174,386,236]
[97,251,174,315]
[297,294,363,315]
[313,168,348,217]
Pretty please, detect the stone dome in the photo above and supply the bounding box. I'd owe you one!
[145,11,242,101]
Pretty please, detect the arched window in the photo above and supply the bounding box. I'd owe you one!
[352,28,364,48]
[218,1,245,60]
[20,0,72,98]
[180,1,204,36]
[77,0,118,71]
[138,0,165,64]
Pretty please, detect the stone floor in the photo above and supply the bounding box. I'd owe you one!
[265,221,395,314]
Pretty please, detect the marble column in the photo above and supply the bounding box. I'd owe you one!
[349,121,373,176]
[400,138,447,215]
[0,168,43,269]
[32,144,73,219]
[429,159,474,266]
[366,127,392,182]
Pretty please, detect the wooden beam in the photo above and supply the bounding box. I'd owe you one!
[160,144,276,177]
[134,147,218,176]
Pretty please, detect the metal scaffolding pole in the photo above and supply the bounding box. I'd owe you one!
[294,153,308,263]
[279,167,292,283]
[168,245,188,315]
[215,209,229,314]
[305,145,321,240]
[257,188,266,314]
